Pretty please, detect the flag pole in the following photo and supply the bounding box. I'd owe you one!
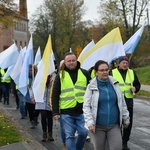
[127,69,135,96]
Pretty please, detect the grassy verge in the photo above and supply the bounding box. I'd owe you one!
[134,66,150,85]
[136,90,150,98]
[0,113,23,146]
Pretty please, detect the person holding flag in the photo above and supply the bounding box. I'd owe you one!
[33,73,56,142]
[111,56,141,150]
[24,64,38,129]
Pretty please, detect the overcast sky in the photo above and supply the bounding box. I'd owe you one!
[15,0,100,21]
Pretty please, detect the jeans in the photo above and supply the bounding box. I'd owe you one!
[17,90,27,117]
[60,116,66,144]
[61,114,88,150]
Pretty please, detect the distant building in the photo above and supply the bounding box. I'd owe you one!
[0,0,29,52]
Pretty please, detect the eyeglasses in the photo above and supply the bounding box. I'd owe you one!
[98,69,109,73]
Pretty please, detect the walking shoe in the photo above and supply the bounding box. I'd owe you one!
[122,144,130,150]
[21,116,27,119]
[42,132,47,142]
[30,120,36,129]
[47,132,54,141]
[86,135,90,142]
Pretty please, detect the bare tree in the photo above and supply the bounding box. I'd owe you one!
[119,0,148,36]
[98,0,149,39]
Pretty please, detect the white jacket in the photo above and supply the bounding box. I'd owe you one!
[83,76,130,128]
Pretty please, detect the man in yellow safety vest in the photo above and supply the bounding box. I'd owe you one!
[112,56,141,150]
[52,52,91,150]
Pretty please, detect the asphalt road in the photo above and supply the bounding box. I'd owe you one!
[1,96,150,150]
[141,85,150,92]
[128,98,150,150]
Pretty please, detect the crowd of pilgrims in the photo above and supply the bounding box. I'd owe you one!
[0,53,141,150]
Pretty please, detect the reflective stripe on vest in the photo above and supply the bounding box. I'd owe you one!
[0,69,11,83]
[59,69,86,109]
[112,68,134,98]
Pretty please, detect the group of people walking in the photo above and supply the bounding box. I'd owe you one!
[0,52,141,150]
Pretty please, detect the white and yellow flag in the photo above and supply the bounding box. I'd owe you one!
[79,27,125,70]
[78,39,95,63]
[32,35,55,102]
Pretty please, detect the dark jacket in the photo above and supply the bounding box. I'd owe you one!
[52,61,91,116]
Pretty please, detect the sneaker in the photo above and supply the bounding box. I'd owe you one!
[86,135,90,142]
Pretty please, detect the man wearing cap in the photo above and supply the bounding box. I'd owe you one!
[111,56,141,150]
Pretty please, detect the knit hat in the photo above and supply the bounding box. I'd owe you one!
[118,56,129,64]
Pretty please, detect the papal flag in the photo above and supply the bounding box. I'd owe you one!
[19,35,34,96]
[3,47,26,80]
[34,46,41,65]
[0,42,19,69]
[79,27,125,70]
[78,39,95,63]
[2,65,14,80]
[124,24,145,54]
[10,47,26,86]
[32,35,55,102]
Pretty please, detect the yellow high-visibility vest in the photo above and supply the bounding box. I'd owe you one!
[0,69,11,83]
[112,68,134,98]
[16,85,18,90]
[59,69,86,109]
[91,69,95,78]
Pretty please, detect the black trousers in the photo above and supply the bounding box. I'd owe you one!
[122,107,133,144]
[0,85,2,102]
[14,89,19,108]
[34,109,40,118]
[2,83,10,104]
[40,110,53,133]
[25,102,35,121]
